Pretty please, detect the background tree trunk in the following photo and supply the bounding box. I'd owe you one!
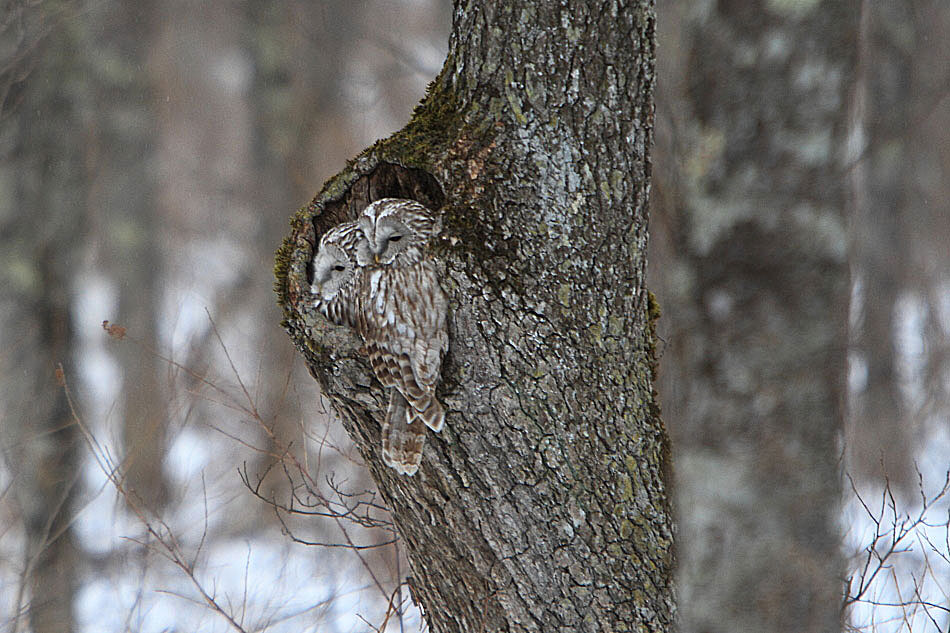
[847,0,912,491]
[649,2,858,632]
[848,0,950,493]
[98,0,170,511]
[275,1,673,632]
[0,7,85,631]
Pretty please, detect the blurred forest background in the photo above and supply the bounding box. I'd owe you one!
[0,1,948,632]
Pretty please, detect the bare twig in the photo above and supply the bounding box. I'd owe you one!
[844,467,950,632]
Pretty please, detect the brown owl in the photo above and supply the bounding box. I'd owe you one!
[356,198,448,476]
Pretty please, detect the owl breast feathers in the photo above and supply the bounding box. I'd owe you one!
[310,198,448,476]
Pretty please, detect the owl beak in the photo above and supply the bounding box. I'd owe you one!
[374,253,380,264]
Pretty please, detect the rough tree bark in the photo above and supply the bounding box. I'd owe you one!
[650,2,857,632]
[275,2,673,632]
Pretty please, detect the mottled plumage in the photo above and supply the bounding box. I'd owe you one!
[309,200,448,476]
[357,199,448,476]
[309,221,363,328]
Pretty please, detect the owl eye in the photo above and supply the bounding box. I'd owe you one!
[333,265,346,272]
[388,235,403,243]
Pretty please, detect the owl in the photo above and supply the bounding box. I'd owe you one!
[356,198,449,476]
[309,221,363,328]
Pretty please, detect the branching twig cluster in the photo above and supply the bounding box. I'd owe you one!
[59,362,253,633]
[54,319,420,632]
[240,461,395,546]
[844,469,950,632]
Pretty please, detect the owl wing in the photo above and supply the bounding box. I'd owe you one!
[367,307,445,434]
[384,315,446,433]
[358,298,427,474]
[359,267,446,439]
[408,267,448,390]
[404,265,447,432]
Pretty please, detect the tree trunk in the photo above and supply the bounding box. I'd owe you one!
[0,8,84,631]
[275,2,673,632]
[97,0,170,510]
[650,2,857,632]
[849,0,949,492]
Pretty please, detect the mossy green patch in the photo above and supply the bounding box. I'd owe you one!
[647,289,661,323]
[558,284,571,307]
[273,236,296,311]
[621,473,633,500]
[625,455,638,473]
[620,519,633,538]
[504,69,528,125]
[372,73,466,170]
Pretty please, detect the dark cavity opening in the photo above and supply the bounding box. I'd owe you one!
[313,163,444,238]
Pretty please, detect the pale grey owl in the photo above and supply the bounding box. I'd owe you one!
[356,198,448,476]
[310,221,363,328]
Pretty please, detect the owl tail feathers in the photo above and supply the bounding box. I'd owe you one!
[381,390,425,476]
[412,395,444,433]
